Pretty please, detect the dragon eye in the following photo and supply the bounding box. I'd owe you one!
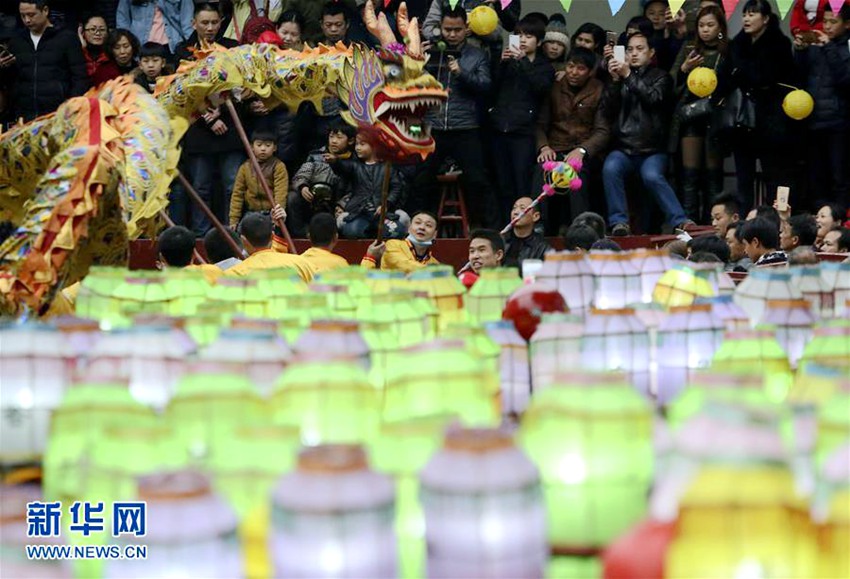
[385,64,403,80]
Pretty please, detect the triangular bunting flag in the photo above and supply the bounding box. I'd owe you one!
[608,0,628,16]
[501,0,513,9]
[776,0,795,18]
[559,0,574,12]
[722,0,741,15]
[668,0,687,14]
[828,0,846,14]
[447,0,460,9]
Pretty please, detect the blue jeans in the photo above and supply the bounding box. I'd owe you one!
[170,151,244,235]
[340,215,375,239]
[602,151,687,228]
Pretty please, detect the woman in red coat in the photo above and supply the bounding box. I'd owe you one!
[91,28,140,86]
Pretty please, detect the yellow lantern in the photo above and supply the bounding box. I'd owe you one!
[783,89,814,120]
[468,5,498,36]
[687,67,718,98]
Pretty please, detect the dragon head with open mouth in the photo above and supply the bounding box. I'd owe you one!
[336,0,447,163]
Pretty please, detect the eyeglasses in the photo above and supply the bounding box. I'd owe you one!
[85,28,107,34]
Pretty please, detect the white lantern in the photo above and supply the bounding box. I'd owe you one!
[821,262,850,317]
[588,251,642,309]
[485,321,532,417]
[536,251,595,313]
[420,428,547,579]
[696,295,750,331]
[791,266,834,319]
[201,327,290,396]
[734,269,802,325]
[0,324,76,462]
[760,299,816,368]
[529,314,584,393]
[106,471,241,579]
[86,325,195,409]
[292,319,371,370]
[271,445,397,578]
[656,304,725,405]
[581,308,651,397]
[630,249,673,303]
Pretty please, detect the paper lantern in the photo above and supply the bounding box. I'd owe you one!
[75,266,131,322]
[108,274,174,325]
[382,341,499,425]
[357,291,427,348]
[271,445,397,578]
[695,295,750,331]
[581,308,651,397]
[687,66,718,98]
[821,262,850,317]
[789,363,850,406]
[799,320,850,371]
[783,89,814,120]
[275,294,332,342]
[734,269,802,325]
[292,320,371,369]
[466,267,523,324]
[656,304,725,405]
[536,251,595,313]
[271,360,380,445]
[0,324,76,462]
[420,428,547,578]
[502,282,568,341]
[468,4,499,36]
[653,264,716,309]
[519,386,653,549]
[207,277,267,318]
[162,268,209,316]
[760,299,816,368]
[200,327,291,396]
[711,330,793,402]
[485,321,532,416]
[408,266,467,330]
[529,314,585,390]
[407,290,440,340]
[106,471,242,579]
[316,266,373,310]
[359,320,402,389]
[589,251,642,309]
[308,283,358,317]
[791,265,834,318]
[253,268,307,315]
[814,440,850,579]
[365,269,406,294]
[631,249,674,303]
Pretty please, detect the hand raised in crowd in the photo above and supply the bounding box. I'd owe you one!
[608,58,629,80]
[210,120,228,136]
[366,240,386,262]
[77,24,86,48]
[681,51,704,74]
[555,70,567,82]
[537,145,557,163]
[772,199,791,222]
[447,55,461,75]
[300,186,315,203]
[203,106,221,124]
[665,8,687,38]
[0,51,14,68]
[603,43,614,61]
[271,204,286,222]
[501,46,523,61]
[323,152,339,163]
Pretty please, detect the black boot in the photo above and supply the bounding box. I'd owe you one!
[682,168,703,223]
[704,168,725,222]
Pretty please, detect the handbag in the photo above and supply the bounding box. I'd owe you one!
[678,97,712,123]
[712,86,756,135]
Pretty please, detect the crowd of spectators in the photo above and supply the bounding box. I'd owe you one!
[1,0,849,254]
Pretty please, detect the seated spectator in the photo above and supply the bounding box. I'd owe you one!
[821,227,850,253]
[277,9,305,50]
[92,28,140,85]
[564,223,600,252]
[229,130,288,228]
[490,15,554,221]
[156,225,195,268]
[1,0,88,121]
[116,0,193,54]
[504,197,551,269]
[288,120,355,237]
[788,245,819,265]
[602,32,691,236]
[710,193,740,238]
[542,17,570,72]
[301,213,349,273]
[725,221,752,271]
[203,227,244,271]
[226,212,316,282]
[329,131,407,239]
[689,251,723,264]
[737,217,788,268]
[780,214,818,252]
[572,211,607,239]
[134,41,168,94]
[536,47,610,230]
[687,234,731,264]
[79,14,110,82]
[815,203,845,248]
[468,228,506,277]
[361,211,440,273]
[748,204,782,228]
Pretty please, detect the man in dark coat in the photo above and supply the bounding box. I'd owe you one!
[0,0,87,121]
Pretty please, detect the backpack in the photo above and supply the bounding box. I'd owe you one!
[236,1,276,44]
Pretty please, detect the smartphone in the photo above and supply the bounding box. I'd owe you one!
[776,186,790,212]
[508,34,521,52]
[613,45,626,63]
[606,31,618,46]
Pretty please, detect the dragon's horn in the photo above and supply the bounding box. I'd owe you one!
[364,0,396,48]
[397,2,410,36]
[407,16,422,57]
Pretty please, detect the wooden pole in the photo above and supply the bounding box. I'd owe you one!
[177,171,244,259]
[375,160,392,242]
[223,98,297,253]
[159,210,207,264]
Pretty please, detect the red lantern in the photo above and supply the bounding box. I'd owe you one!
[502,282,568,341]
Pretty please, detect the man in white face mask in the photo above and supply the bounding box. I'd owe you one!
[360,211,441,273]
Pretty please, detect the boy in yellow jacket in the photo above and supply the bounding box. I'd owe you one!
[229,131,288,228]
[361,211,440,273]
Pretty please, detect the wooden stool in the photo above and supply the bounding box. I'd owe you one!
[436,171,469,239]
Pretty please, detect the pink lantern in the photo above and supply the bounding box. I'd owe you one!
[821,262,850,317]
[292,320,371,369]
[485,321,532,416]
[535,251,595,312]
[696,295,750,332]
[529,314,585,391]
[588,251,642,309]
[791,266,835,319]
[581,308,651,397]
[760,299,816,368]
[734,269,802,325]
[631,249,674,303]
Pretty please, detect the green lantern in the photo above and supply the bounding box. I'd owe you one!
[316,267,374,310]
[518,386,653,549]
[252,268,307,316]
[466,267,523,324]
[309,283,358,317]
[162,268,210,316]
[365,269,407,294]
[408,266,468,330]
[110,274,173,326]
[711,330,793,402]
[271,360,381,445]
[441,322,501,375]
[183,301,233,346]
[207,277,268,318]
[275,293,332,342]
[360,318,402,389]
[75,266,128,322]
[357,291,427,348]
[800,320,850,372]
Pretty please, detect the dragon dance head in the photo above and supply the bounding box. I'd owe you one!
[336,0,447,163]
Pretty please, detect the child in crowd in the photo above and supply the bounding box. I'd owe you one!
[287,121,356,237]
[229,130,288,228]
[327,130,407,240]
[135,42,169,94]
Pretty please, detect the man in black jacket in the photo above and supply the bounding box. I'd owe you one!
[411,6,497,229]
[0,0,87,121]
[170,2,243,235]
[503,196,550,269]
[602,31,690,236]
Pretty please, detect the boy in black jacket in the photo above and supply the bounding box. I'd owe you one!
[134,41,169,94]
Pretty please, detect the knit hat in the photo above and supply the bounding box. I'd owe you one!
[543,20,570,50]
